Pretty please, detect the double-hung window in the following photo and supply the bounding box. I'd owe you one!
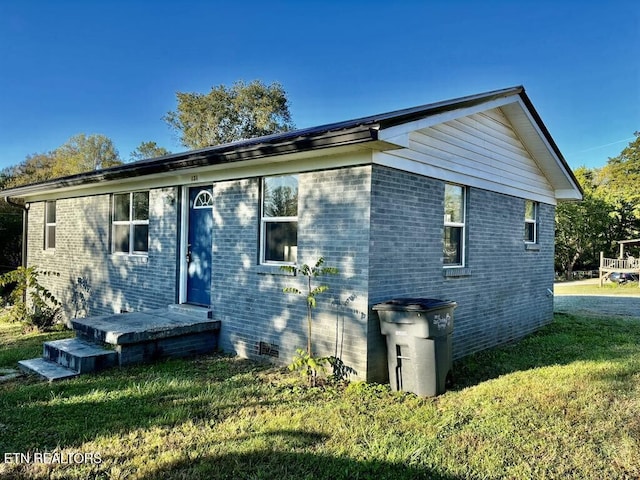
[443,183,466,267]
[44,201,56,250]
[112,191,149,255]
[261,175,298,264]
[524,200,538,243]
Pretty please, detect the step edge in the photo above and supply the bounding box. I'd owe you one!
[18,358,80,381]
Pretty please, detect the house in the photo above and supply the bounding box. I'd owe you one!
[2,86,582,382]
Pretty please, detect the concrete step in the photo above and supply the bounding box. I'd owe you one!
[43,338,117,374]
[18,358,79,382]
[167,303,213,319]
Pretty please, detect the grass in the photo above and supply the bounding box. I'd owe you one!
[554,280,640,296]
[1,313,640,479]
[0,322,73,369]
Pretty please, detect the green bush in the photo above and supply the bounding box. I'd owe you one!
[0,266,62,331]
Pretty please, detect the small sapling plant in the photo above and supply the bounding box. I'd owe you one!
[281,257,338,386]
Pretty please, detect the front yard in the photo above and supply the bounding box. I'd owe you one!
[1,312,639,479]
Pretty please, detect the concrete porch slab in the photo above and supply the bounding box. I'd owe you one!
[71,309,221,346]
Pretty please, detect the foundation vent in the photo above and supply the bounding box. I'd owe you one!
[258,341,279,358]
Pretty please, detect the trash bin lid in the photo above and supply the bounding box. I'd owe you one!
[373,298,457,311]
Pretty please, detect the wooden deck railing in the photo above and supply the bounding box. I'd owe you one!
[601,257,640,271]
[599,252,640,287]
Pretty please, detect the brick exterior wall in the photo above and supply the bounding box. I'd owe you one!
[368,165,555,381]
[25,163,556,384]
[27,188,178,320]
[211,166,373,379]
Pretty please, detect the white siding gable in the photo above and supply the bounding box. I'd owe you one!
[375,107,560,204]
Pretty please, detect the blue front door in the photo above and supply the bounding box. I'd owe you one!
[186,186,213,305]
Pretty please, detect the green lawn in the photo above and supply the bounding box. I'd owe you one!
[554,280,640,296]
[1,313,639,479]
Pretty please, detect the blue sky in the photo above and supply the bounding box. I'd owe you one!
[0,0,638,172]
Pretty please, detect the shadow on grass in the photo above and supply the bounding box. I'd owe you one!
[0,356,279,454]
[2,430,462,480]
[134,429,460,480]
[452,312,640,390]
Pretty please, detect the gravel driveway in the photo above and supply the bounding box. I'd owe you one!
[554,294,640,319]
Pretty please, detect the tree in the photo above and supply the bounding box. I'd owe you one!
[555,194,612,278]
[130,141,171,161]
[52,133,122,177]
[0,201,22,268]
[281,257,339,387]
[554,135,640,277]
[3,152,57,188]
[555,167,614,278]
[264,185,297,217]
[164,80,295,149]
[2,133,122,188]
[596,132,640,234]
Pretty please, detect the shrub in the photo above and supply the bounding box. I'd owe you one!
[0,266,62,331]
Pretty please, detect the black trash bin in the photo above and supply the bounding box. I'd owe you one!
[373,298,456,397]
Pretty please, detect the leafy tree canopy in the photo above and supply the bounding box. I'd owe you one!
[555,134,640,278]
[596,132,640,217]
[3,133,123,188]
[53,133,122,177]
[164,80,295,149]
[130,141,171,162]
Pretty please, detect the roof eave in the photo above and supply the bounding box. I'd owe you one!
[516,89,584,199]
[2,125,379,199]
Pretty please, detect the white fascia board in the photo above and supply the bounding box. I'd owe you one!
[555,189,584,201]
[378,95,519,147]
[18,146,375,202]
[504,98,583,200]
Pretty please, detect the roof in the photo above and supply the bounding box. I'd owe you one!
[2,86,582,200]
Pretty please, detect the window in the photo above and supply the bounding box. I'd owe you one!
[112,191,149,254]
[443,184,465,266]
[193,190,214,208]
[261,175,298,264]
[44,201,56,250]
[524,200,537,243]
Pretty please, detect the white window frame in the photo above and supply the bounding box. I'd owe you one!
[44,200,56,250]
[111,191,149,256]
[443,183,466,268]
[260,175,298,265]
[524,200,538,244]
[193,190,214,209]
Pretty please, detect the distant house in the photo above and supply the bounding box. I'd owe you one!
[2,86,582,382]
